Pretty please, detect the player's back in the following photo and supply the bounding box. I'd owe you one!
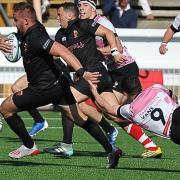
[130,84,179,138]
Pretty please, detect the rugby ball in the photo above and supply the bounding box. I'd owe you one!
[4,33,21,63]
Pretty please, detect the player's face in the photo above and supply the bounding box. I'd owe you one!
[13,11,27,33]
[57,7,69,28]
[78,2,94,19]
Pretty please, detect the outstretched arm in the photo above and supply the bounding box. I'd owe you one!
[159,27,175,55]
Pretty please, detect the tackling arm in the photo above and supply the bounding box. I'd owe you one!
[88,80,119,116]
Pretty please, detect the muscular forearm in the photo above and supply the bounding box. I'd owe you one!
[95,26,117,50]
[50,42,83,71]
[161,28,175,44]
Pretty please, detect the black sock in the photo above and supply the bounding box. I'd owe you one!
[62,113,74,144]
[98,116,114,134]
[82,118,112,154]
[28,109,44,123]
[5,114,34,148]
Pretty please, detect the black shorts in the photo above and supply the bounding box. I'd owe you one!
[109,62,139,93]
[72,67,113,98]
[170,106,180,145]
[13,75,76,110]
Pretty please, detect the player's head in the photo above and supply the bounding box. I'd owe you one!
[121,76,142,97]
[78,0,97,19]
[57,2,79,28]
[13,2,37,33]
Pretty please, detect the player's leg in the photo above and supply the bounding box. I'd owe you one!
[44,113,74,156]
[59,103,122,168]
[0,91,40,159]
[44,86,114,155]
[79,100,118,145]
[11,74,48,136]
[109,63,162,158]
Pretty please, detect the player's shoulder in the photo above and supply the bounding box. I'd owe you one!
[95,15,115,32]
[55,28,66,43]
[29,22,48,39]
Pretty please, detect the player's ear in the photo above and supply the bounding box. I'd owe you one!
[24,18,30,26]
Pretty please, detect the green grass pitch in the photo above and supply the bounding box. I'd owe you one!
[0,111,179,180]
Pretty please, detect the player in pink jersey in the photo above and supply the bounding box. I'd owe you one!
[89,76,180,145]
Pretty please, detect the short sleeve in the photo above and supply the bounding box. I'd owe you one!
[97,17,116,33]
[79,19,100,35]
[171,14,180,32]
[31,30,54,53]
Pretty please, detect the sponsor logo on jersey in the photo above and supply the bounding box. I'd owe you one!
[68,42,84,51]
[62,36,66,42]
[113,81,118,88]
[73,30,79,38]
[23,43,28,52]
[139,106,154,119]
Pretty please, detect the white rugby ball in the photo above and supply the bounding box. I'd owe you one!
[4,33,21,63]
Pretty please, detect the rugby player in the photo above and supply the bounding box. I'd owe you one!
[0,2,122,168]
[89,76,180,146]
[45,1,162,158]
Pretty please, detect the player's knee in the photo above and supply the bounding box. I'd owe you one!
[0,100,15,118]
[11,83,20,93]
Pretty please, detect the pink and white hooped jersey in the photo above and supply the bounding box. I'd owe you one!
[119,84,179,139]
[94,15,134,70]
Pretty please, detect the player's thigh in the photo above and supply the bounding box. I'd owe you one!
[100,91,119,106]
[12,86,65,110]
[70,85,89,103]
[12,74,28,93]
[113,90,127,105]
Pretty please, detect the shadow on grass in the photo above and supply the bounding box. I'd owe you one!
[0,160,180,172]
[0,137,97,145]
[51,150,106,158]
[0,160,104,169]
[118,166,180,173]
[0,136,59,143]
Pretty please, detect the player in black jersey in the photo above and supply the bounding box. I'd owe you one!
[44,2,122,156]
[0,2,122,168]
[47,1,161,159]
[43,3,125,159]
